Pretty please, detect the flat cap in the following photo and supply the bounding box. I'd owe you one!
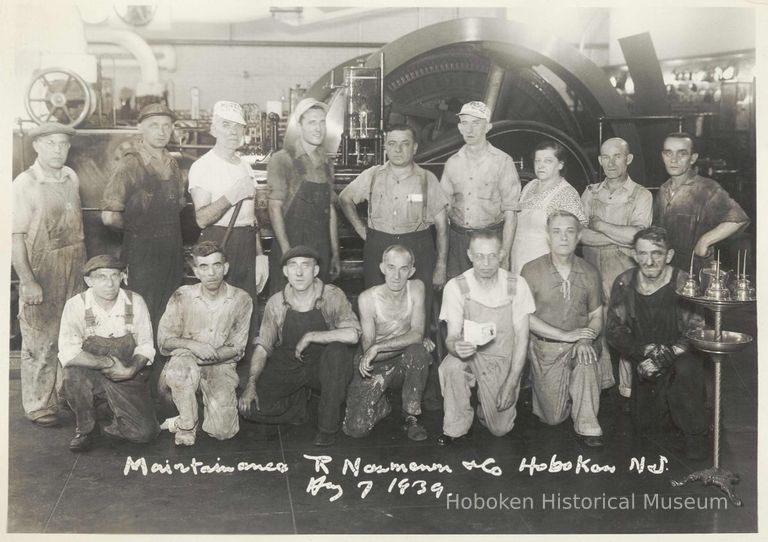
[138,103,177,123]
[281,245,320,266]
[83,254,127,276]
[29,122,76,139]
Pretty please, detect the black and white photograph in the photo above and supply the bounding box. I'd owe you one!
[2,0,761,536]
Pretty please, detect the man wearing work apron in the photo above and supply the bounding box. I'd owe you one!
[437,231,535,444]
[102,103,186,335]
[580,138,653,401]
[440,101,521,278]
[12,121,87,427]
[521,211,605,448]
[239,246,359,447]
[343,245,432,441]
[267,98,341,294]
[58,255,159,452]
[188,100,269,350]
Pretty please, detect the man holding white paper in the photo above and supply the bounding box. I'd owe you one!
[437,230,535,444]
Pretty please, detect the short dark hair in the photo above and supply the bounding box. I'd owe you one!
[190,241,227,263]
[385,123,419,145]
[533,139,567,163]
[664,131,697,154]
[469,229,502,247]
[633,226,670,249]
[546,209,582,230]
[382,244,415,266]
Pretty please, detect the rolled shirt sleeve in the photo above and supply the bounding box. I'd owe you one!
[12,176,33,235]
[57,296,86,366]
[130,293,157,362]
[499,155,521,212]
[157,289,185,357]
[224,292,253,362]
[426,172,450,220]
[323,285,362,334]
[438,276,464,325]
[513,276,536,325]
[253,294,284,356]
[339,167,374,205]
[629,188,653,228]
[102,154,140,212]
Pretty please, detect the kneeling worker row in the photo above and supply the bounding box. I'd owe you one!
[58,217,709,460]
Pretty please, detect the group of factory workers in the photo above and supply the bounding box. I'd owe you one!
[12,96,749,458]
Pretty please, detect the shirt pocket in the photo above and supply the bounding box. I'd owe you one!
[476,181,499,201]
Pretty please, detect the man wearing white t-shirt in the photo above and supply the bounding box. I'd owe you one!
[188,101,268,345]
[437,230,535,444]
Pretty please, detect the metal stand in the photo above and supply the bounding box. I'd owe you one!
[669,295,754,506]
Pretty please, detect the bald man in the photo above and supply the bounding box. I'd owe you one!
[580,138,652,401]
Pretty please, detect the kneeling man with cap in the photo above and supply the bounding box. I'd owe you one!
[58,255,159,452]
[239,246,359,447]
[157,241,253,446]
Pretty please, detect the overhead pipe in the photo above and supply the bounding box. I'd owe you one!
[84,28,163,96]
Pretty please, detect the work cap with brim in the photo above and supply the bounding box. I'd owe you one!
[213,100,246,125]
[281,245,320,266]
[457,101,491,121]
[292,98,328,123]
[83,255,127,276]
[29,122,76,140]
[138,103,177,123]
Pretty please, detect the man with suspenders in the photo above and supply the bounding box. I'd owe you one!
[580,138,653,404]
[58,255,159,452]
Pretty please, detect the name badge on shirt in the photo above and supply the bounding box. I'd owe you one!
[407,193,423,203]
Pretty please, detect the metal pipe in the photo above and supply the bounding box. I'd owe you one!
[713,359,722,469]
[145,38,386,49]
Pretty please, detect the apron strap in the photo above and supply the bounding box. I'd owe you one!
[456,275,470,297]
[419,167,428,225]
[124,290,134,332]
[506,275,517,297]
[82,292,97,331]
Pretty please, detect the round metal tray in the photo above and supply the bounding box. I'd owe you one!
[676,290,756,311]
[686,329,753,354]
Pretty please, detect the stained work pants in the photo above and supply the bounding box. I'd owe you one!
[343,344,430,437]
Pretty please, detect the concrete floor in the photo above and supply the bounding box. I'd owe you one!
[6,308,757,534]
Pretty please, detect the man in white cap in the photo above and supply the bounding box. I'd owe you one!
[12,121,87,427]
[440,101,521,278]
[266,98,341,294]
[188,100,268,361]
[102,103,186,335]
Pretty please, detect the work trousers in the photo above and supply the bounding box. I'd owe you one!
[63,366,159,442]
[159,353,240,441]
[19,242,86,421]
[343,344,431,438]
[529,338,603,437]
[244,342,355,433]
[439,353,519,438]
[631,352,708,438]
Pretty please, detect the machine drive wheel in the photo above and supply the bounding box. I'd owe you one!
[25,67,93,127]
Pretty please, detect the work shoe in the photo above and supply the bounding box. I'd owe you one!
[313,430,336,447]
[69,431,94,452]
[577,434,604,448]
[174,431,196,446]
[33,414,60,428]
[403,415,427,442]
[436,427,473,446]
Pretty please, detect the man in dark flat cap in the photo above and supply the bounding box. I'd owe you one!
[101,103,187,339]
[58,255,159,452]
[239,245,359,447]
[12,122,87,427]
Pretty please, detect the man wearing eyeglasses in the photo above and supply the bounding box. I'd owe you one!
[654,132,749,275]
[12,122,87,427]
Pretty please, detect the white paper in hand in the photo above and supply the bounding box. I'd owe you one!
[463,319,496,346]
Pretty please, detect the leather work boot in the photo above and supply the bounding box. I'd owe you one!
[436,426,473,446]
[69,431,94,453]
[403,415,427,441]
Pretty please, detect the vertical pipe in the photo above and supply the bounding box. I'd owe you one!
[713,359,722,469]
[379,51,385,133]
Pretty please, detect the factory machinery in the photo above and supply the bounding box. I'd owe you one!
[11,16,754,323]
